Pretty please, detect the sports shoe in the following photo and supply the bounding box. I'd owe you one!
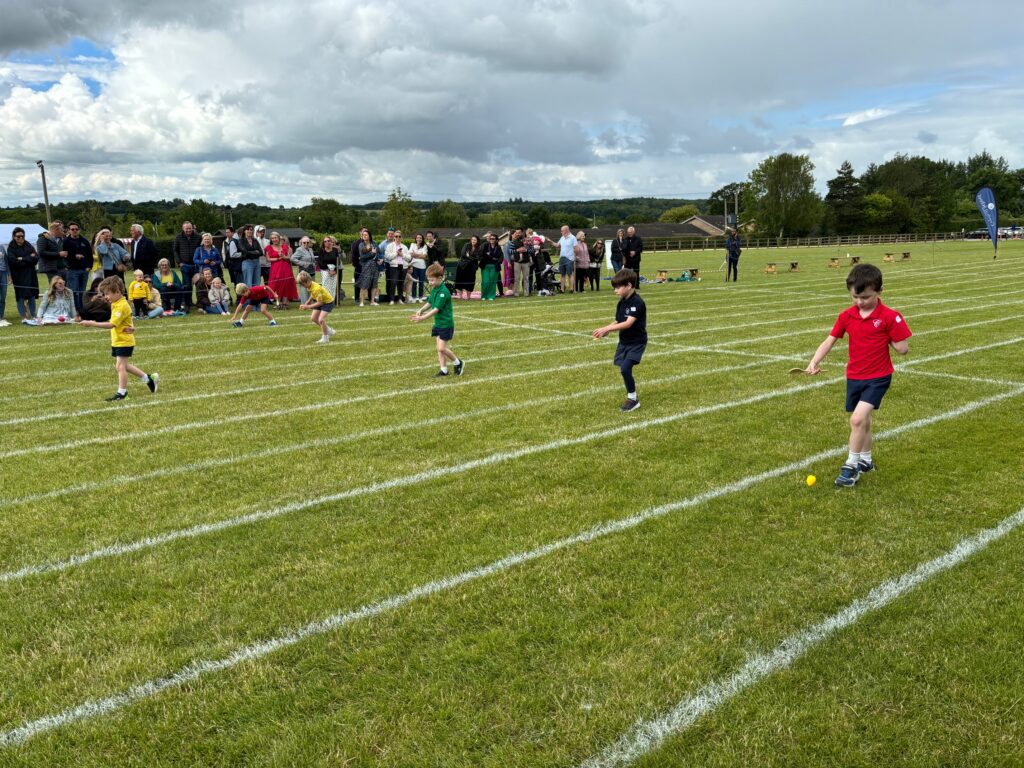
[857,459,875,475]
[454,359,464,376]
[105,392,127,401]
[21,318,38,326]
[315,336,329,344]
[0,319,10,327]
[147,372,159,394]
[620,398,640,412]
[232,320,244,328]
[268,320,278,326]
[326,326,336,336]
[835,463,861,487]
[434,370,449,377]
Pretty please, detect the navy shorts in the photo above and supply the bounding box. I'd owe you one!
[247,298,268,309]
[559,257,574,276]
[614,342,646,367]
[845,375,891,412]
[431,326,454,341]
[111,346,134,358]
[318,302,334,313]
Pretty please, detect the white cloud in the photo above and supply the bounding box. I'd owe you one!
[0,0,1023,205]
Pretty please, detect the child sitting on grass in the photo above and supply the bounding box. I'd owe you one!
[297,270,336,344]
[208,277,232,315]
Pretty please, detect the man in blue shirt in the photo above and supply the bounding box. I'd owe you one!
[556,225,577,294]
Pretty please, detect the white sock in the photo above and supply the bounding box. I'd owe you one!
[321,334,329,342]
[440,366,448,374]
[117,388,127,395]
[453,358,461,366]
[627,392,638,401]
[141,374,150,384]
[846,451,859,466]
[861,450,872,464]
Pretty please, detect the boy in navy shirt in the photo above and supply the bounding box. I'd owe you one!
[806,263,912,487]
[593,268,646,412]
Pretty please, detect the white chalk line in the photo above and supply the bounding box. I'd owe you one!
[2,384,1021,748]
[578,501,1024,768]
[0,359,772,512]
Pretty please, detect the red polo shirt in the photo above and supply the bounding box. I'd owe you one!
[246,285,273,303]
[830,300,912,380]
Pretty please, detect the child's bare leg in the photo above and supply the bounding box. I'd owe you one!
[849,401,874,454]
[436,337,447,369]
[260,305,274,321]
[441,343,457,363]
[241,306,252,321]
[115,358,129,390]
[125,363,146,380]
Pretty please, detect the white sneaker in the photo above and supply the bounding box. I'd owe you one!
[326,326,336,336]
[0,319,10,327]
[316,336,329,344]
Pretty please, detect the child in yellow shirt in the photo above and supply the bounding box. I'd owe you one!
[80,276,160,401]
[297,270,336,344]
[127,269,149,318]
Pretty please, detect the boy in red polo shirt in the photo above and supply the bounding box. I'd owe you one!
[806,263,911,487]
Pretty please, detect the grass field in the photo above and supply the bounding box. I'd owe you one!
[1,241,1022,766]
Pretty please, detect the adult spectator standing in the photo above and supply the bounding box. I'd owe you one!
[194,232,224,282]
[589,237,604,290]
[425,230,446,267]
[725,227,742,283]
[407,233,429,301]
[95,228,129,278]
[573,231,590,293]
[349,230,364,304]
[265,232,297,308]
[384,229,409,304]
[63,221,93,319]
[315,235,343,302]
[223,226,243,286]
[129,223,159,276]
[623,225,643,277]
[291,236,317,304]
[510,227,531,297]
[0,239,8,326]
[236,225,263,289]
[480,232,503,301]
[455,235,482,300]
[356,229,381,306]
[173,221,203,312]
[7,227,40,324]
[36,220,66,283]
[556,225,578,293]
[610,228,626,273]
[254,225,270,284]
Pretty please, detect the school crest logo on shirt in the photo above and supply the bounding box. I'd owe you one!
[872,319,883,328]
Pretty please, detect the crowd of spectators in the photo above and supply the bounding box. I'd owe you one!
[0,219,645,326]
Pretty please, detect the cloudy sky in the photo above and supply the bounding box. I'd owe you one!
[0,0,1020,207]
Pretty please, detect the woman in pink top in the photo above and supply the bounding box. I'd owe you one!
[573,231,590,293]
[265,231,299,307]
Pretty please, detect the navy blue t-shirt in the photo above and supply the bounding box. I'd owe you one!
[615,291,647,345]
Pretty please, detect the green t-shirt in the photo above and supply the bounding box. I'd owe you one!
[428,283,454,329]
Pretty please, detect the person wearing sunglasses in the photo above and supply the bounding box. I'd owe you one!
[7,228,40,324]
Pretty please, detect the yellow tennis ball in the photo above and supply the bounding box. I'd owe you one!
[806,475,817,487]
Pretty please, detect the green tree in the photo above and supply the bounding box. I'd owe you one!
[707,182,747,219]
[658,204,699,223]
[745,153,821,238]
[526,205,554,230]
[302,197,355,233]
[824,161,864,235]
[163,198,222,234]
[379,187,422,231]
[425,199,470,228]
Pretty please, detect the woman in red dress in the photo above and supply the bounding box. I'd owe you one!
[265,231,298,308]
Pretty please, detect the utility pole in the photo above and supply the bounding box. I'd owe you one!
[734,190,740,228]
[36,161,52,224]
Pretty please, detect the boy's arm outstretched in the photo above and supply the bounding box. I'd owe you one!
[806,335,839,374]
[411,306,438,323]
[593,315,635,339]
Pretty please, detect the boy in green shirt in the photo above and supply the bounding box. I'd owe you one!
[411,263,464,377]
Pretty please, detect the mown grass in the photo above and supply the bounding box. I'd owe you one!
[0,241,1022,766]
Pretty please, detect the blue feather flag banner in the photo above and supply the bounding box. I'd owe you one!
[975,186,998,256]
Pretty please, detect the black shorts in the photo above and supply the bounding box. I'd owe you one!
[246,298,269,309]
[318,302,334,313]
[846,375,892,412]
[111,346,134,358]
[431,326,454,341]
[614,342,646,367]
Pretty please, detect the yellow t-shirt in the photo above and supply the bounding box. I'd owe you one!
[109,297,135,348]
[128,280,149,300]
[308,281,333,304]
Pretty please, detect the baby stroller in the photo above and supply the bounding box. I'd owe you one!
[533,249,561,295]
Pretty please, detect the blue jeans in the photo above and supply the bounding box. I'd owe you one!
[242,259,261,288]
[411,266,427,299]
[611,258,622,273]
[179,264,197,308]
[66,269,88,316]
[201,305,223,315]
[0,271,6,321]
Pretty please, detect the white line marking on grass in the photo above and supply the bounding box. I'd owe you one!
[578,501,1024,768]
[2,387,1021,748]
[0,374,840,584]
[898,369,1024,388]
[0,360,772,512]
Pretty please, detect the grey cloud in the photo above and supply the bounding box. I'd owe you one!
[917,130,938,144]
